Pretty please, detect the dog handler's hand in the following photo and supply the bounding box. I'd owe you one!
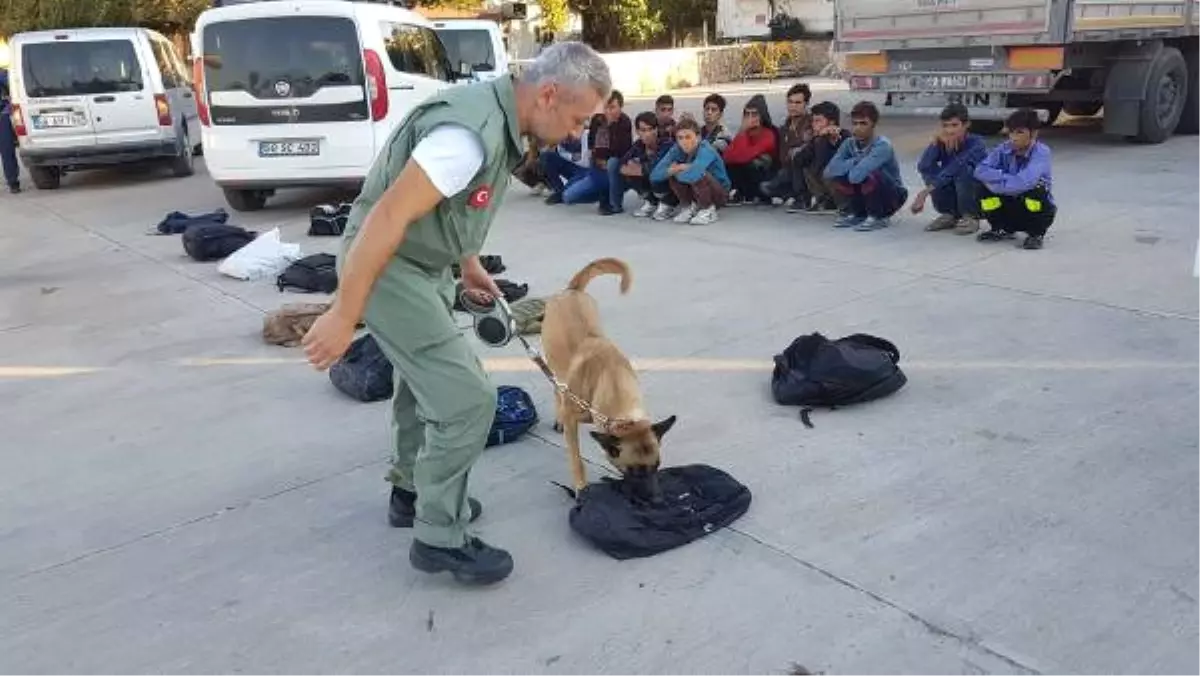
[302,307,358,371]
[461,256,502,304]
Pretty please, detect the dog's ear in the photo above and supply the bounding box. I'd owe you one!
[590,431,622,458]
[652,415,678,440]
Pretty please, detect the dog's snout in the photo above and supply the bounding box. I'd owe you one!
[627,465,663,504]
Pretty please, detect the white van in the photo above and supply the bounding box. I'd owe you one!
[432,20,510,83]
[192,0,465,212]
[7,27,200,190]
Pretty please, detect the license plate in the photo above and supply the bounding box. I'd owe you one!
[34,112,83,129]
[258,140,320,157]
[922,75,969,89]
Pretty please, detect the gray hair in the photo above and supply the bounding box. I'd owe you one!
[520,41,611,100]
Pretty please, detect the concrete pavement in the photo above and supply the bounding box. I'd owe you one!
[0,109,1196,674]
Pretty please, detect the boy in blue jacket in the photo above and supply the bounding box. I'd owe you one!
[973,108,1056,250]
[910,103,987,235]
[650,116,731,226]
[604,111,680,217]
[823,101,907,231]
[0,67,20,194]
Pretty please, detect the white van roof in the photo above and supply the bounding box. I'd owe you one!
[12,26,159,44]
[431,19,503,30]
[195,0,433,28]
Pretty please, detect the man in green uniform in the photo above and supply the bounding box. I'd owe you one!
[302,42,611,586]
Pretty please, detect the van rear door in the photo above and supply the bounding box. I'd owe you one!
[432,22,508,81]
[200,14,374,172]
[19,35,158,152]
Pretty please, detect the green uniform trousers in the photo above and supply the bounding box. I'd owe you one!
[363,257,496,549]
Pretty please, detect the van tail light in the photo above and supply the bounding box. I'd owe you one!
[849,76,879,90]
[11,104,27,136]
[154,94,172,126]
[193,57,211,126]
[363,49,389,121]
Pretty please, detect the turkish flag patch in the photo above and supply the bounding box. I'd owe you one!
[467,185,492,209]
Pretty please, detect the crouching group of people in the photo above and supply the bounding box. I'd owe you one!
[911,105,1056,249]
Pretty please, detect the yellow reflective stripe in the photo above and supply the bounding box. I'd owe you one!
[980,196,1002,212]
[1024,197,1043,213]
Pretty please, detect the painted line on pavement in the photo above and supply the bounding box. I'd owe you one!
[3,357,1196,380]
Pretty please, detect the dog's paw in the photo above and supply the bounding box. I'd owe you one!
[552,421,563,434]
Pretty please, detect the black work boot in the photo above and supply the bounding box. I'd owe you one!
[388,486,482,528]
[410,537,514,585]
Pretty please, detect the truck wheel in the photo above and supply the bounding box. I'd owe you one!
[1063,101,1103,117]
[30,166,61,190]
[1039,103,1063,126]
[1176,47,1198,135]
[171,130,195,178]
[223,188,268,212]
[972,120,1005,136]
[1133,47,1187,144]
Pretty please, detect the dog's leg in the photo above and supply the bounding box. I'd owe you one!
[563,416,588,492]
[552,390,565,433]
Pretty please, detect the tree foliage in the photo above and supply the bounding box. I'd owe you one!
[539,0,569,35]
[1,0,209,35]
[571,0,716,50]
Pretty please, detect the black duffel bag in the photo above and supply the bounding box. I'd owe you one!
[329,334,394,403]
[182,223,256,262]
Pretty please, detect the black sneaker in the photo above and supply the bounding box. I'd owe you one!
[7,184,19,194]
[1022,235,1044,250]
[977,229,1014,242]
[388,486,482,528]
[808,197,837,213]
[726,191,745,207]
[598,203,621,216]
[410,537,514,585]
[544,192,564,205]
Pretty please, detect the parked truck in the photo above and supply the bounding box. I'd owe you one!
[834,0,1198,143]
[718,0,837,40]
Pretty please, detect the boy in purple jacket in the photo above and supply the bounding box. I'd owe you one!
[973,108,1056,250]
[911,103,987,235]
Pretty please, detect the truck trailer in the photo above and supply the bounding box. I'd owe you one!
[834,0,1198,143]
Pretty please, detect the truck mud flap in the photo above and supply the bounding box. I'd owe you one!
[1103,40,1163,137]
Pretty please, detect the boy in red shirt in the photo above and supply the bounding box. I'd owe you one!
[722,94,777,205]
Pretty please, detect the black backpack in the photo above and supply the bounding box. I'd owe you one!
[308,203,351,237]
[277,253,338,294]
[182,223,256,262]
[771,333,907,409]
[567,464,752,560]
[329,334,393,403]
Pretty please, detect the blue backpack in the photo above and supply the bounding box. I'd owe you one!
[487,386,538,448]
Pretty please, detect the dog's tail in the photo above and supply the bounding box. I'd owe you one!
[566,257,632,295]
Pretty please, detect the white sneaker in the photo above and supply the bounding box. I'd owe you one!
[652,203,678,221]
[633,200,657,218]
[673,203,698,223]
[531,184,547,197]
[689,206,719,225]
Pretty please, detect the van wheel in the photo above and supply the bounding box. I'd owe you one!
[171,131,196,177]
[1132,46,1187,144]
[224,188,268,212]
[29,167,61,190]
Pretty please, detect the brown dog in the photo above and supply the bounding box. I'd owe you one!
[541,258,677,499]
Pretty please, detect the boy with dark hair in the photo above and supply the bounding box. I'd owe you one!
[823,101,907,231]
[650,116,731,226]
[791,100,849,213]
[655,94,677,149]
[539,130,588,204]
[590,89,633,213]
[973,108,1056,250]
[911,103,987,235]
[701,93,733,153]
[761,82,813,207]
[603,110,680,218]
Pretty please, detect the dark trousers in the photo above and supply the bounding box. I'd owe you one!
[605,157,675,210]
[977,184,1056,237]
[795,136,841,202]
[726,162,772,201]
[0,115,19,189]
[539,151,585,194]
[763,160,806,201]
[930,171,980,218]
[829,171,908,218]
[669,174,729,209]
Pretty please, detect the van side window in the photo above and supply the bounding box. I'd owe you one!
[381,23,451,82]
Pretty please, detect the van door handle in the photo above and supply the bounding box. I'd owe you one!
[94,96,116,103]
[390,84,415,91]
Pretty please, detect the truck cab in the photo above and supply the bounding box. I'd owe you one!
[835,0,1198,143]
